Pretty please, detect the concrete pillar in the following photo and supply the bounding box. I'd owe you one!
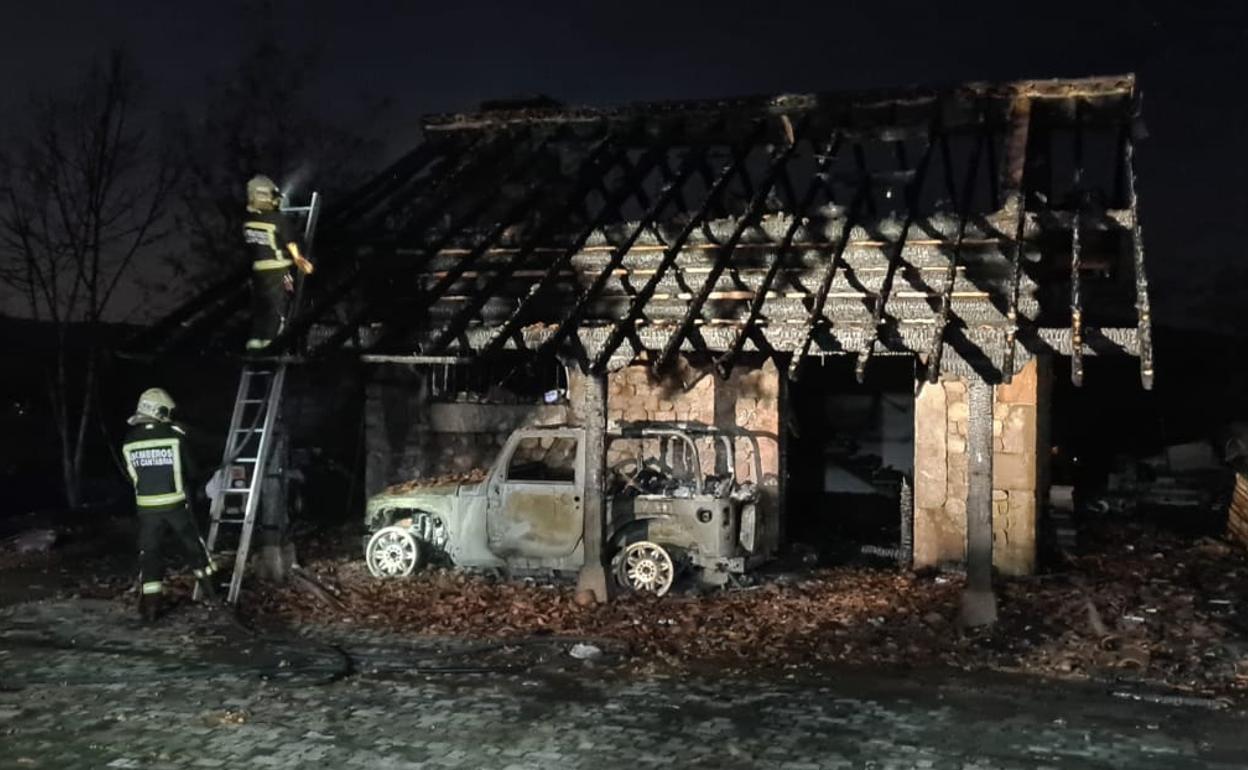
[960,378,998,626]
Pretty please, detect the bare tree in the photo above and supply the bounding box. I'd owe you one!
[0,51,177,508]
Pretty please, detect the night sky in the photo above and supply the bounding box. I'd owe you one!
[2,0,1245,333]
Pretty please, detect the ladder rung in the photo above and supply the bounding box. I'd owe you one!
[234,427,265,434]
[223,488,251,494]
[240,399,266,405]
[236,457,259,463]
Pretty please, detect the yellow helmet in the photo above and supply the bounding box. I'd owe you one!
[246,174,280,211]
[128,387,176,425]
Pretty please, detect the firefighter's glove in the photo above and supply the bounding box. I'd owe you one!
[283,274,295,293]
[293,255,314,275]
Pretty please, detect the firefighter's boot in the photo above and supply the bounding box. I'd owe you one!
[138,593,160,623]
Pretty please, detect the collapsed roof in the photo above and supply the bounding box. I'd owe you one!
[135,74,1153,387]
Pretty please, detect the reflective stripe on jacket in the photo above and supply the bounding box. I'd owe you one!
[244,209,297,271]
[122,422,190,509]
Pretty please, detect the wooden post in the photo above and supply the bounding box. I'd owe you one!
[576,370,610,602]
[960,377,998,626]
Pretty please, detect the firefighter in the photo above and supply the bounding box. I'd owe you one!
[121,388,218,621]
[243,175,314,350]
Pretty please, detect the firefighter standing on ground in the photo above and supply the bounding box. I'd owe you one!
[121,388,218,621]
[244,175,313,350]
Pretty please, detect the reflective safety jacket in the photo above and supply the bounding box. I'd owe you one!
[122,421,196,510]
[243,209,299,273]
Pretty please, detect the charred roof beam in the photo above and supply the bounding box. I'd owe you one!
[716,131,846,376]
[1070,103,1086,387]
[654,117,805,373]
[534,148,705,366]
[1125,133,1154,390]
[478,145,669,356]
[376,134,616,354]
[787,152,871,382]
[272,131,536,355]
[854,131,937,382]
[311,129,567,356]
[590,123,767,373]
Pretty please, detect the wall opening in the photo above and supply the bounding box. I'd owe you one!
[786,355,916,562]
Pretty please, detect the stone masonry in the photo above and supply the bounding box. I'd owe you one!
[913,358,1052,575]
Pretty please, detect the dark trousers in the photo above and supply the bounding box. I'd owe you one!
[138,502,213,594]
[250,269,289,345]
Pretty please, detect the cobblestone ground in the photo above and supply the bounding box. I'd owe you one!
[2,599,1247,769]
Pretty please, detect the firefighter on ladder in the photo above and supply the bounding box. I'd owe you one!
[244,175,314,351]
[121,388,218,621]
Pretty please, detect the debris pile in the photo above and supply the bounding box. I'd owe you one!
[253,520,1248,697]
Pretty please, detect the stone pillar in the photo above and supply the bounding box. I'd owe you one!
[960,378,997,626]
[912,358,1048,576]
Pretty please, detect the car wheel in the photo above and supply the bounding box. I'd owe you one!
[614,540,675,596]
[365,526,422,578]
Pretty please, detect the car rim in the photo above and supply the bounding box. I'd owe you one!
[619,541,674,596]
[366,526,420,578]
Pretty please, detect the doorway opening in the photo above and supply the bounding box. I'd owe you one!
[786,355,916,563]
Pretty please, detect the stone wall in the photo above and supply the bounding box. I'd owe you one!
[363,368,570,496]
[605,355,782,556]
[604,357,781,484]
[912,358,1051,575]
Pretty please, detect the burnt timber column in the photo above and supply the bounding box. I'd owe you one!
[960,377,997,626]
[576,370,610,602]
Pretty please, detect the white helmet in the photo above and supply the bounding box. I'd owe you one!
[247,174,281,211]
[128,387,176,425]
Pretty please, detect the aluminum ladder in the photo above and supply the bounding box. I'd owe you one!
[202,366,289,603]
[200,191,321,604]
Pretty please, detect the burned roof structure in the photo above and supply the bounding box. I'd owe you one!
[137,74,1153,387]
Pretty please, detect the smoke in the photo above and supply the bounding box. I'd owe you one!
[280,162,315,203]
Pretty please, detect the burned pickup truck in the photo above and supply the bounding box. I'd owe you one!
[363,423,770,595]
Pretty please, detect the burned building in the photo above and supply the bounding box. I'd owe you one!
[135,75,1152,605]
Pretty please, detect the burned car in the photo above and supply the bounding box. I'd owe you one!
[363,423,768,595]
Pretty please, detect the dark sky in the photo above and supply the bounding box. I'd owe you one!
[2,0,1246,333]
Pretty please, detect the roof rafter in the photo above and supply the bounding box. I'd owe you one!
[716,131,846,376]
[854,131,938,382]
[590,124,767,373]
[653,117,804,373]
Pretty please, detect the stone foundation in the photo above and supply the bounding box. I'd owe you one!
[913,358,1051,575]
